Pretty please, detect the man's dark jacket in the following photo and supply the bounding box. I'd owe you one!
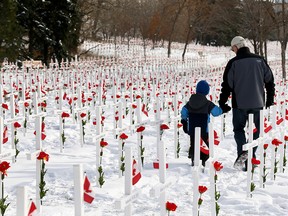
[219,47,275,109]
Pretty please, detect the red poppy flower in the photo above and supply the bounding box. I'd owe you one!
[272,138,282,146]
[80,113,86,118]
[37,151,49,161]
[41,102,47,108]
[55,96,59,100]
[24,102,30,107]
[284,136,288,141]
[2,103,8,110]
[119,133,128,140]
[87,97,92,102]
[124,95,130,99]
[66,98,72,105]
[136,126,145,133]
[160,124,169,130]
[0,161,10,176]
[251,158,260,165]
[14,122,21,128]
[198,185,208,194]
[166,201,177,212]
[116,94,121,98]
[61,112,70,118]
[132,104,137,109]
[135,95,141,99]
[100,140,108,147]
[115,116,119,121]
[264,144,269,149]
[177,123,183,128]
[213,161,223,171]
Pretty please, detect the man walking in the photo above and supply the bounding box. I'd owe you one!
[218,36,275,171]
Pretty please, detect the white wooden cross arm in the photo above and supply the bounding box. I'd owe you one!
[149,179,173,197]
[242,140,259,152]
[0,150,16,160]
[4,116,24,124]
[26,147,50,160]
[129,119,150,132]
[54,109,70,115]
[169,115,181,121]
[28,112,46,120]
[115,189,140,210]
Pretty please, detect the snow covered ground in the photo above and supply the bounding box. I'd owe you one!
[1,40,288,216]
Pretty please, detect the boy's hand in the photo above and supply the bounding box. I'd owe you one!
[181,119,188,134]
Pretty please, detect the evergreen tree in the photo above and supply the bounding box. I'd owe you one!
[0,0,23,63]
[17,0,81,66]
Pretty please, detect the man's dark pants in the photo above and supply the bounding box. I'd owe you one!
[232,108,262,158]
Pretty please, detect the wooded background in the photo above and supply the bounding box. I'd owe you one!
[1,0,288,78]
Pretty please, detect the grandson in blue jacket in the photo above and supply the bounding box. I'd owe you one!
[181,80,222,166]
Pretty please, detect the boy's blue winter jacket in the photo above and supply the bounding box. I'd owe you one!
[181,93,222,136]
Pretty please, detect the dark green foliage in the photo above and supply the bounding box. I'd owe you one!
[16,0,81,65]
[0,0,24,62]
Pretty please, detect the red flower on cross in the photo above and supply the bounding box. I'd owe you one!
[14,122,21,128]
[160,124,169,130]
[251,158,260,165]
[213,161,223,171]
[2,103,8,110]
[136,126,145,133]
[166,201,177,212]
[272,138,282,146]
[100,140,108,148]
[80,113,86,118]
[24,102,30,107]
[61,112,70,118]
[37,151,49,161]
[166,201,177,211]
[0,161,10,177]
[198,185,208,194]
[119,133,128,140]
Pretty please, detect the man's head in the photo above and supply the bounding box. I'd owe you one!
[196,80,210,95]
[231,36,246,53]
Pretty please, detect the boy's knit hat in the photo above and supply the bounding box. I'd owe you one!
[196,80,210,95]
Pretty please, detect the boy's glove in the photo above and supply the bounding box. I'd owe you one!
[220,103,231,113]
[181,119,188,134]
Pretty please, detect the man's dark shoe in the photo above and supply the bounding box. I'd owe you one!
[233,151,248,170]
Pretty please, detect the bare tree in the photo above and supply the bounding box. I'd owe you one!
[182,0,210,61]
[162,0,187,58]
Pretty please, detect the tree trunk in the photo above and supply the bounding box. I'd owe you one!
[281,41,287,80]
[182,26,191,62]
[143,38,147,62]
[167,0,186,58]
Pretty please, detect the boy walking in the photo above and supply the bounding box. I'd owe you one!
[181,80,222,166]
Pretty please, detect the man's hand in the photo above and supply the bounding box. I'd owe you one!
[220,104,231,113]
[265,99,274,109]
